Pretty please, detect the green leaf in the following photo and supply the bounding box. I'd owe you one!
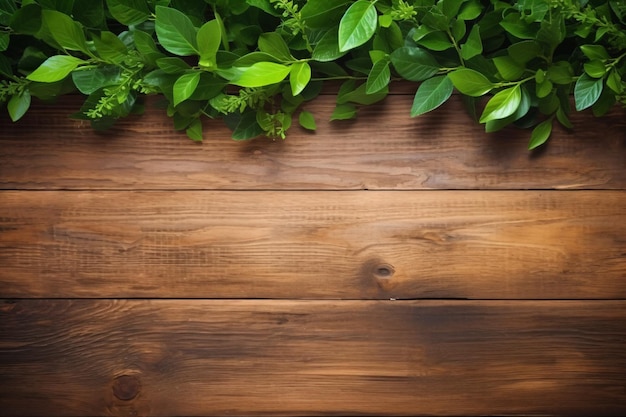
[556,107,573,129]
[479,85,522,123]
[312,28,347,62]
[584,60,607,78]
[228,110,264,140]
[416,31,453,51]
[7,91,31,122]
[330,103,357,120]
[337,82,387,105]
[528,118,553,150]
[338,0,377,52]
[390,46,440,82]
[461,24,482,61]
[546,62,574,85]
[173,72,201,106]
[27,55,86,82]
[301,0,350,28]
[536,79,553,98]
[156,57,191,74]
[155,6,199,56]
[41,9,89,55]
[448,68,493,96]
[493,56,524,81]
[606,70,623,94]
[411,75,453,117]
[72,66,121,94]
[574,73,603,111]
[299,110,317,131]
[289,62,311,96]
[93,31,128,64]
[507,41,542,65]
[258,32,292,62]
[186,118,203,141]
[458,0,482,20]
[105,0,150,26]
[10,4,42,36]
[580,44,609,61]
[366,59,390,94]
[231,62,291,87]
[197,20,221,68]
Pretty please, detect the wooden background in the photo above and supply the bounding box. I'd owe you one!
[1,89,625,416]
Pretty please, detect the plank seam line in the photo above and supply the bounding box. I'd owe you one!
[1,188,624,192]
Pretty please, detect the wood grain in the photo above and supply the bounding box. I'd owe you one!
[1,95,624,191]
[1,190,624,299]
[1,299,625,416]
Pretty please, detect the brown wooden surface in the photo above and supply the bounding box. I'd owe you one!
[1,95,624,191]
[1,92,625,416]
[1,299,625,417]
[1,190,625,299]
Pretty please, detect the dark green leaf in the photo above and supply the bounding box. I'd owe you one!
[10,4,42,35]
[93,31,128,64]
[72,66,121,94]
[574,73,603,111]
[7,91,31,122]
[366,59,390,94]
[390,46,440,82]
[507,40,542,65]
[299,110,317,130]
[156,57,191,74]
[186,117,203,141]
[155,5,199,56]
[258,32,292,62]
[301,0,350,29]
[493,56,524,81]
[461,24,482,61]
[338,0,377,52]
[330,103,357,121]
[105,0,150,26]
[411,75,453,117]
[312,28,347,62]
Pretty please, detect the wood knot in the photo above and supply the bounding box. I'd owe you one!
[112,375,141,401]
[373,263,395,279]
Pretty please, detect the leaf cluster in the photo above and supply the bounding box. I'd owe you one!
[0,0,624,148]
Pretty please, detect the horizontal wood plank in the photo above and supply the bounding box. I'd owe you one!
[1,95,624,190]
[1,299,625,416]
[1,190,624,299]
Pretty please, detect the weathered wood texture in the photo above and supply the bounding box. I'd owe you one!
[1,299,625,417]
[1,190,625,299]
[1,95,624,190]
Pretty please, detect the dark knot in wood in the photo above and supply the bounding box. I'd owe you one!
[112,375,141,401]
[373,263,395,279]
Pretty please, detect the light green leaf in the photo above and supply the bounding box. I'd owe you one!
[556,107,573,129]
[27,55,86,82]
[479,85,522,123]
[461,24,482,60]
[155,6,199,56]
[173,72,201,106]
[390,46,439,82]
[448,68,493,96]
[231,62,291,87]
[41,9,89,55]
[366,59,390,94]
[606,69,623,94]
[574,73,603,111]
[528,118,553,150]
[105,0,150,26]
[330,103,357,121]
[584,60,606,78]
[338,0,377,52]
[197,20,221,68]
[7,91,31,122]
[186,118,203,141]
[258,32,292,62]
[299,110,317,130]
[290,62,311,96]
[411,75,453,117]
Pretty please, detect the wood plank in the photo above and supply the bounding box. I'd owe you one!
[1,299,625,416]
[1,190,624,299]
[1,95,624,190]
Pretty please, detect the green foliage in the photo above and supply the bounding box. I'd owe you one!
[0,0,625,148]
